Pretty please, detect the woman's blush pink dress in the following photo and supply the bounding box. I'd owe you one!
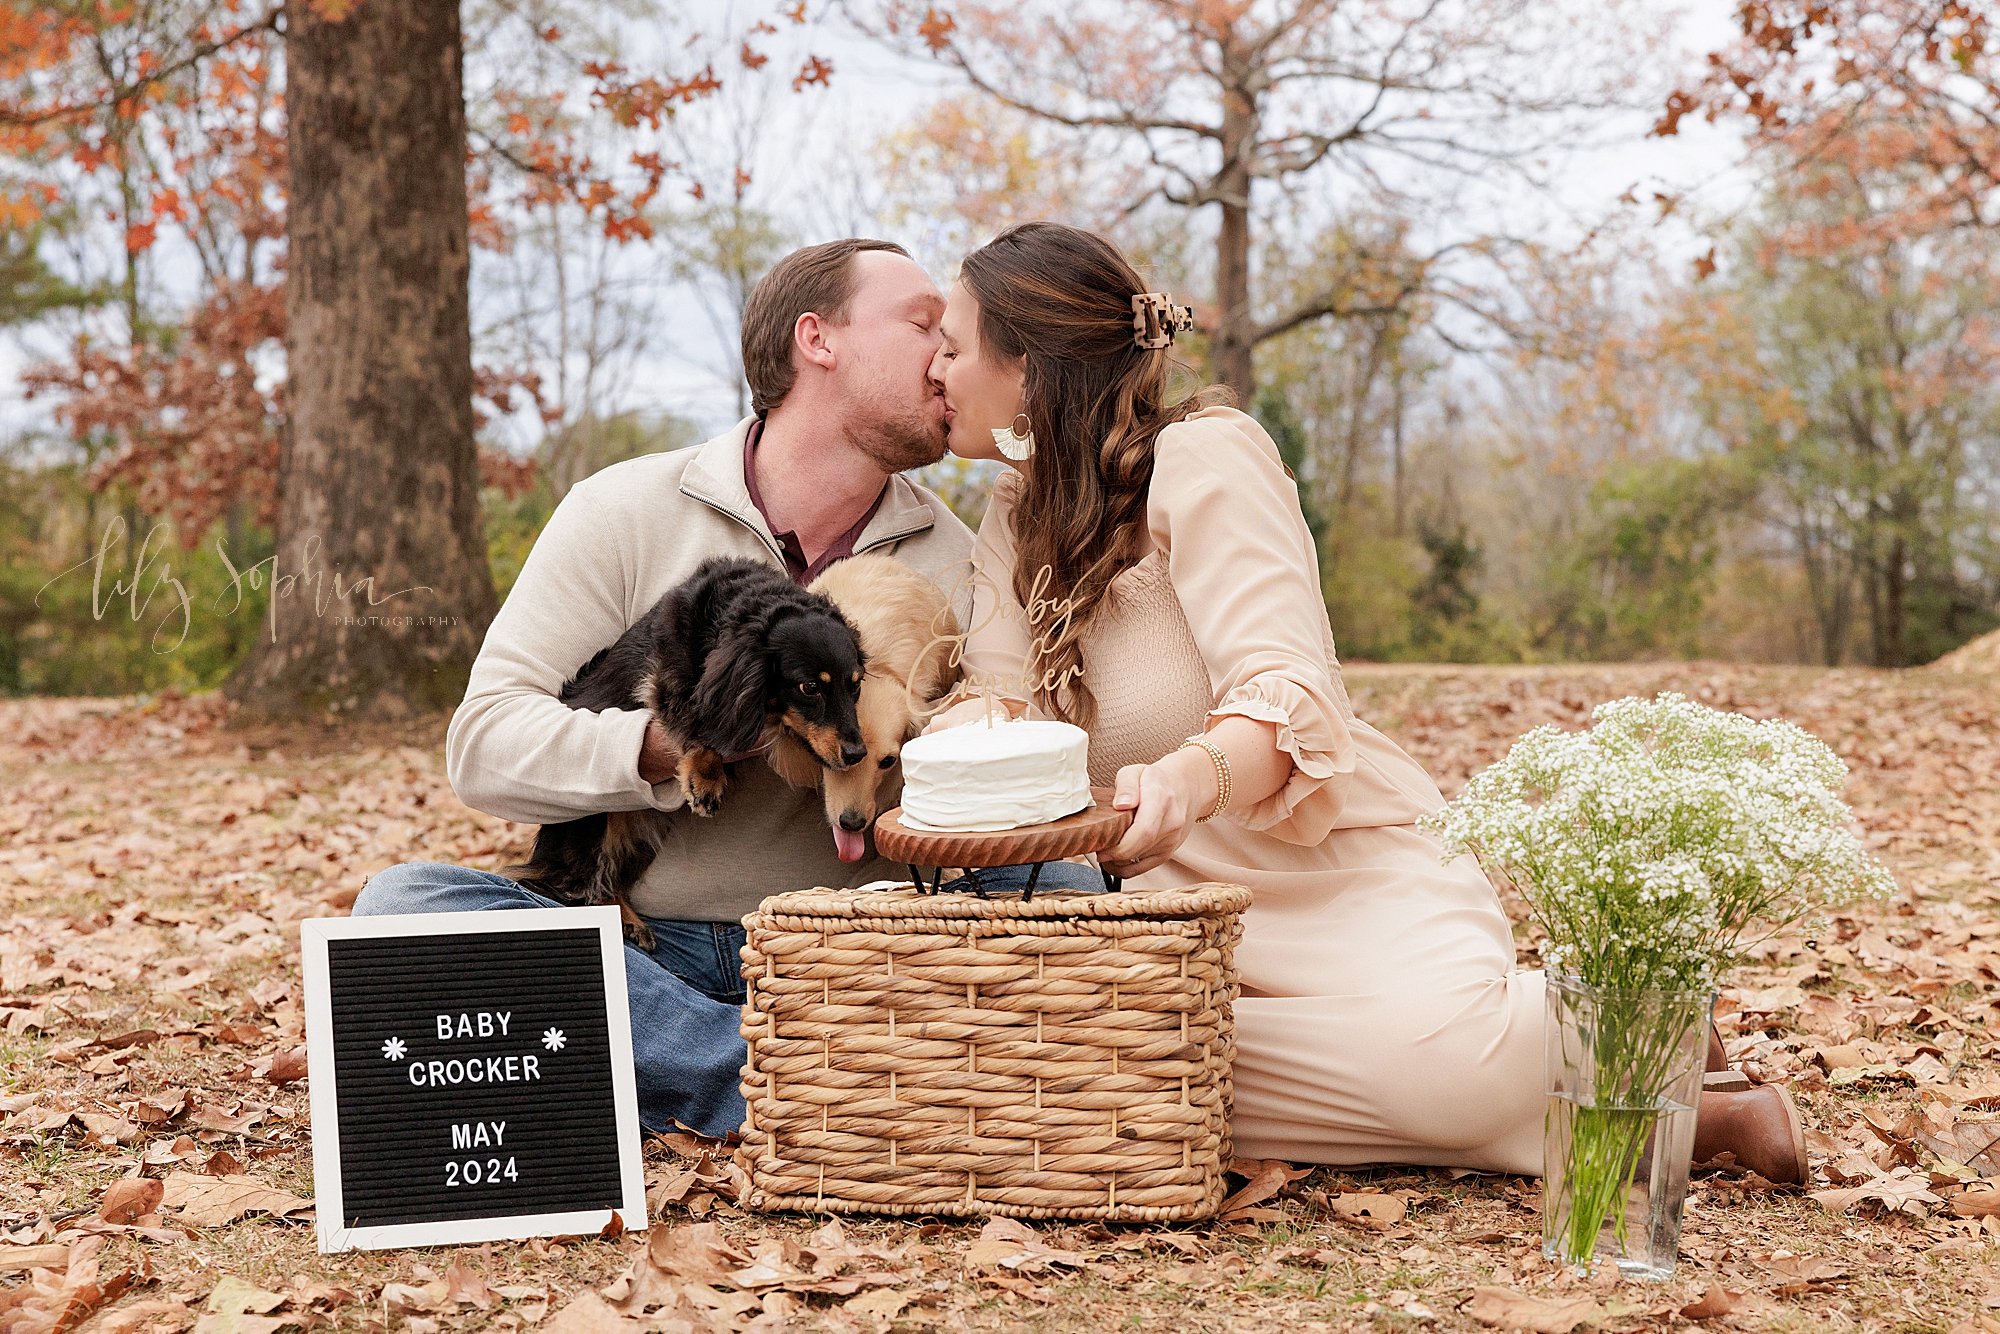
[956,404,1547,1174]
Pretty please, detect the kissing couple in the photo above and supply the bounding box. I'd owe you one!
[359,223,1807,1183]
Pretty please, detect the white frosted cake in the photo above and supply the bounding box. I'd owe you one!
[897,718,1093,832]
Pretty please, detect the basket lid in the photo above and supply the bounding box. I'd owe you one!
[746,882,1251,926]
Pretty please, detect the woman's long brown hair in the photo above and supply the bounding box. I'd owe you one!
[959,222,1230,731]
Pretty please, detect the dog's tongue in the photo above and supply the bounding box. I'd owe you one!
[833,825,867,863]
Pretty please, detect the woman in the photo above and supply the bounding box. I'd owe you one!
[923,221,1805,1180]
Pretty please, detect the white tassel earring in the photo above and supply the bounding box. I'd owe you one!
[992,412,1035,461]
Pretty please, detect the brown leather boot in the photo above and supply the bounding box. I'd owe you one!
[1703,1020,1753,1091]
[1691,1084,1807,1185]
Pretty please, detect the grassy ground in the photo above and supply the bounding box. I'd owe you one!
[2,662,1998,1332]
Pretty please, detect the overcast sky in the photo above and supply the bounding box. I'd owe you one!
[629,0,1756,438]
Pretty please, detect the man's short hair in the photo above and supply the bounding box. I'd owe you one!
[741,238,911,415]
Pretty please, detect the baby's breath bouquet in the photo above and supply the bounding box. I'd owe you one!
[1421,692,1894,1276]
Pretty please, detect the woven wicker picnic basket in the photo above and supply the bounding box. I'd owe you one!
[735,882,1252,1222]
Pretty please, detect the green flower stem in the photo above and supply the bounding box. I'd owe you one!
[1547,984,1702,1269]
[1554,1104,1656,1263]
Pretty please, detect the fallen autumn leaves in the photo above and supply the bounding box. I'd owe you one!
[2,663,1998,1331]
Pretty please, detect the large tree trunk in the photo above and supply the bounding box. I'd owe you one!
[229,0,496,721]
[1211,42,1257,397]
[1879,529,1908,667]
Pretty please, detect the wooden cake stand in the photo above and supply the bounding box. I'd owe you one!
[873,787,1134,898]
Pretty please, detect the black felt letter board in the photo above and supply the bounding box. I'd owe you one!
[305,910,643,1249]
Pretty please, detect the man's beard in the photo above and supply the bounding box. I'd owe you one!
[847,390,948,473]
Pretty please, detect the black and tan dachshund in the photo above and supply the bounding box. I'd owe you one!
[503,555,868,945]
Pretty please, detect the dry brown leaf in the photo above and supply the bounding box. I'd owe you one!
[1814,1042,1876,1069]
[98,1297,196,1332]
[98,1177,164,1224]
[542,1291,634,1331]
[74,1110,140,1145]
[1327,1192,1408,1226]
[442,1258,495,1309]
[1679,1285,1742,1318]
[1922,1116,2000,1175]
[1464,1284,1604,1333]
[141,1134,203,1168]
[202,1275,285,1317]
[186,1100,266,1134]
[1810,1167,1946,1216]
[158,1170,312,1227]
[0,1236,150,1334]
[1733,985,1807,1013]
[1754,1253,1850,1295]
[129,1089,191,1124]
[724,1252,810,1290]
[253,1049,308,1086]
[638,1221,750,1287]
[382,1279,449,1315]
[962,1216,1087,1275]
[1831,1063,1913,1087]
[844,1287,912,1320]
[1952,1186,2000,1217]
[0,1243,72,1274]
[1218,1157,1313,1219]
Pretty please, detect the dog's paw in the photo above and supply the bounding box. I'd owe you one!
[618,903,656,951]
[677,747,731,817]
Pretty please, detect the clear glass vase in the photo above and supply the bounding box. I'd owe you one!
[1542,972,1711,1280]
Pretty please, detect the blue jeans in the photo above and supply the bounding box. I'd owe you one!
[351,859,1109,1138]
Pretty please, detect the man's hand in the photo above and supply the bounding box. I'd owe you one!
[637,717,682,786]
[640,717,774,787]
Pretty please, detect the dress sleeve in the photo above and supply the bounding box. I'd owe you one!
[1150,408,1356,842]
[953,470,1054,718]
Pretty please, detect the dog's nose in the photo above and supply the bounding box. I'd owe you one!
[839,742,868,768]
[838,810,869,833]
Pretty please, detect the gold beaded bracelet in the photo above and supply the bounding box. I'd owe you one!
[1179,733,1231,823]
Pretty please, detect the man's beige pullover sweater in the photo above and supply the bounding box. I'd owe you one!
[445,418,975,922]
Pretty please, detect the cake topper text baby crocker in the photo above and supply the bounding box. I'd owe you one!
[919,561,1086,707]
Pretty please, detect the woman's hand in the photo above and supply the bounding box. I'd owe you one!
[1099,746,1220,880]
[921,698,987,735]
[921,695,1028,735]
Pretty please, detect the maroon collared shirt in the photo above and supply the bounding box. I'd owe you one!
[741,417,885,585]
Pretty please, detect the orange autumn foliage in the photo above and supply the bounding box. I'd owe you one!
[1663,1,1999,234]
[0,0,828,542]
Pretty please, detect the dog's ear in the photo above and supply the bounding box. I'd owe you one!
[692,620,773,756]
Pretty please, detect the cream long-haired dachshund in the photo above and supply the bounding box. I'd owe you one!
[766,553,961,862]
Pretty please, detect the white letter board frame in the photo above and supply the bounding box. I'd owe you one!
[301,906,646,1253]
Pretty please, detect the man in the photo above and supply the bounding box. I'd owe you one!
[354,239,975,1138]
